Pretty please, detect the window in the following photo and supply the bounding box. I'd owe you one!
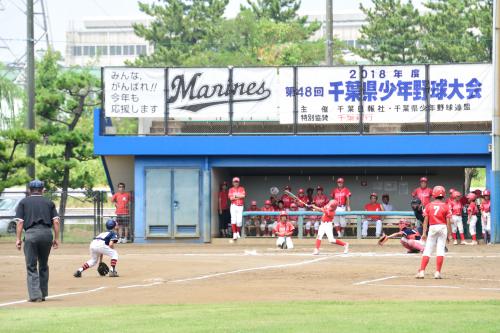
[83,46,90,56]
[136,45,147,55]
[115,45,122,55]
[122,45,135,55]
[97,46,108,55]
[123,45,129,55]
[73,46,82,56]
[110,45,116,55]
[89,46,96,57]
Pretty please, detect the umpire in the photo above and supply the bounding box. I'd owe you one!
[15,180,60,302]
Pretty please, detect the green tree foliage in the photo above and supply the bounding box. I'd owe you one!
[133,0,229,66]
[355,0,423,64]
[420,0,492,63]
[0,64,23,127]
[0,129,40,193]
[35,50,100,222]
[242,0,301,23]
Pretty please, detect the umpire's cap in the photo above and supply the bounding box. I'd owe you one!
[106,219,117,230]
[28,179,44,189]
[411,198,421,205]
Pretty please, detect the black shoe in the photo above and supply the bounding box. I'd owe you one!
[73,270,82,278]
[29,298,43,302]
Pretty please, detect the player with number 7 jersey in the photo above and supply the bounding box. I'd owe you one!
[416,186,452,280]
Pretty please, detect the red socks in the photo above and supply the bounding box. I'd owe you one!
[335,239,346,246]
[82,263,89,271]
[315,239,321,249]
[436,256,444,272]
[335,226,341,235]
[420,256,430,271]
[237,226,241,234]
[472,235,477,241]
[460,233,465,241]
[452,233,457,240]
[231,224,237,233]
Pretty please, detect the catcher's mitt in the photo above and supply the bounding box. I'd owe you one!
[378,234,389,246]
[97,262,110,276]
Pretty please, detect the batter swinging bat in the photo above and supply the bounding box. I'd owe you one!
[284,190,310,207]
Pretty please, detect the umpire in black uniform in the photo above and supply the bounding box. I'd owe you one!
[15,180,60,302]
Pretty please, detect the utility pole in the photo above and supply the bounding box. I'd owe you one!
[493,0,500,243]
[27,0,35,179]
[326,0,333,66]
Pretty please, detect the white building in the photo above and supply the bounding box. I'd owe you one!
[65,17,153,67]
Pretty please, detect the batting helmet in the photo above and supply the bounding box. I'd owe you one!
[279,210,288,217]
[106,219,117,230]
[466,193,476,201]
[264,200,272,205]
[28,179,44,189]
[483,189,491,196]
[337,178,345,184]
[420,177,428,183]
[432,186,446,198]
[452,191,462,199]
[251,200,257,206]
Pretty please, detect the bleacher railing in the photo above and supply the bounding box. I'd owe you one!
[242,210,416,239]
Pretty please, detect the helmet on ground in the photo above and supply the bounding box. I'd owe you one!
[466,193,476,201]
[411,198,422,205]
[452,191,461,199]
[279,211,288,217]
[420,177,428,183]
[28,179,44,189]
[264,200,272,205]
[337,178,344,184]
[106,219,117,230]
[483,189,491,196]
[432,185,446,198]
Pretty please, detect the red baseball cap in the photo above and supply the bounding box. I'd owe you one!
[232,177,240,183]
[483,189,490,196]
[251,200,257,206]
[298,188,305,194]
[284,185,291,190]
[290,203,298,208]
[420,177,428,183]
[337,178,344,183]
[370,192,378,198]
[317,186,323,191]
[264,200,271,205]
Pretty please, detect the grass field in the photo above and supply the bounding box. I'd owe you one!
[1,301,499,333]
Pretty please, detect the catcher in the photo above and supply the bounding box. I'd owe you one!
[378,220,424,254]
[74,219,119,278]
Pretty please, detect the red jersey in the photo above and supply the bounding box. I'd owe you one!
[480,199,491,213]
[467,202,478,216]
[273,221,295,236]
[261,205,275,220]
[111,192,131,215]
[364,202,383,220]
[218,190,229,210]
[321,201,338,222]
[313,194,329,208]
[412,187,433,206]
[331,187,351,206]
[449,200,462,216]
[228,186,246,206]
[423,201,451,225]
[248,205,259,211]
[280,194,293,208]
[286,208,298,221]
[297,193,308,208]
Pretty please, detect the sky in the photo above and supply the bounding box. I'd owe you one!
[0,0,423,64]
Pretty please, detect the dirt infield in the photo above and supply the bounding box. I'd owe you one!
[1,239,500,308]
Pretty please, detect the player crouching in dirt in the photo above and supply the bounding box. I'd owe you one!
[274,211,295,249]
[74,219,120,278]
[379,220,424,254]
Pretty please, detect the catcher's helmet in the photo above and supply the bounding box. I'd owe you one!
[483,189,491,196]
[432,185,446,198]
[28,179,44,189]
[106,219,117,230]
[466,193,476,201]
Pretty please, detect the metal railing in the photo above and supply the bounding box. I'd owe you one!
[242,210,416,239]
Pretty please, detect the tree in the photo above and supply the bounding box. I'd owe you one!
[0,129,40,193]
[354,0,423,64]
[0,64,23,128]
[35,50,100,226]
[133,0,229,66]
[242,0,301,23]
[420,0,493,63]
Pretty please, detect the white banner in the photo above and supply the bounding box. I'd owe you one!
[104,68,165,118]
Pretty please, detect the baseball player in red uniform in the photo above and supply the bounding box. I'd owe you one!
[416,186,452,279]
[312,186,329,236]
[449,191,465,245]
[228,177,245,242]
[287,202,299,234]
[296,188,308,210]
[260,200,275,236]
[273,211,295,249]
[331,178,351,237]
[446,188,456,206]
[481,189,491,244]
[412,177,433,207]
[362,193,384,238]
[245,200,260,237]
[465,193,479,245]
[281,186,293,208]
[309,199,349,255]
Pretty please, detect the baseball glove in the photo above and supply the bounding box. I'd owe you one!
[97,262,110,276]
[378,234,389,246]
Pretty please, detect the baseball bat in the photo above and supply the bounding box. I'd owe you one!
[284,190,310,207]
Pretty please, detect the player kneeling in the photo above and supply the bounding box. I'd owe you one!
[274,211,295,249]
[380,220,424,253]
[416,186,452,279]
[74,219,120,278]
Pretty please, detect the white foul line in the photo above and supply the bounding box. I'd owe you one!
[0,286,107,308]
[353,276,400,286]
[118,282,163,289]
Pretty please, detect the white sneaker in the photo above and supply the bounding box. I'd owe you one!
[416,270,425,279]
[237,232,241,239]
[343,243,349,254]
[471,240,478,245]
[453,240,458,245]
[434,271,442,279]
[232,234,237,241]
[122,239,127,244]
[312,248,320,255]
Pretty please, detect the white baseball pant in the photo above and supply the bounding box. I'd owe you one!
[333,206,347,227]
[230,204,243,227]
[317,222,336,243]
[86,240,118,268]
[482,212,491,233]
[362,219,382,237]
[468,215,478,236]
[451,215,464,234]
[423,224,448,257]
[276,237,294,249]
